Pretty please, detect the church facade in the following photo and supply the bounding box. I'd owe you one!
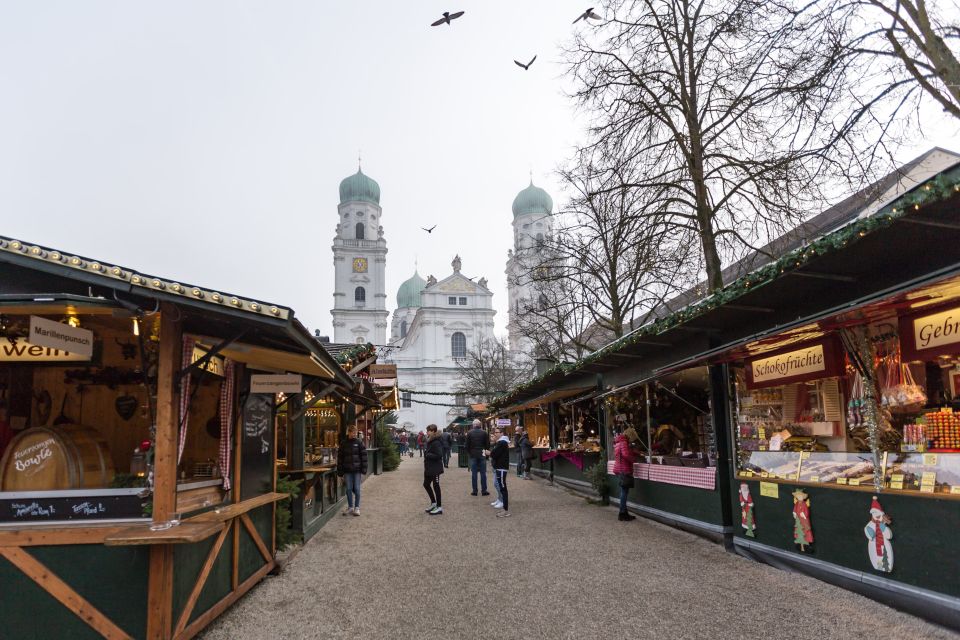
[329,166,553,430]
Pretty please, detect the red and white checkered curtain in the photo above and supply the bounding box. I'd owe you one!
[218,360,235,491]
[177,336,196,465]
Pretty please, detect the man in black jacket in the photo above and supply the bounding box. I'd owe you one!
[465,419,490,496]
[440,429,453,468]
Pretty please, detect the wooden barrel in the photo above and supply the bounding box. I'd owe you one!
[0,424,115,491]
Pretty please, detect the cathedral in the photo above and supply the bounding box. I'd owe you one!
[330,166,553,431]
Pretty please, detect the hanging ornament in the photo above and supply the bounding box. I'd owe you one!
[864,496,894,573]
[739,483,756,538]
[792,489,813,552]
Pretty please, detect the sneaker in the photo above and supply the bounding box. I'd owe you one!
[490,500,499,506]
[491,501,503,508]
[428,506,443,515]
[352,508,360,516]
[424,503,437,513]
[481,491,490,496]
[343,508,352,516]
[496,511,512,518]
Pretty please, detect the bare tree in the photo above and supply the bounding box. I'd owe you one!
[512,154,698,359]
[843,0,960,120]
[455,336,533,402]
[567,0,865,292]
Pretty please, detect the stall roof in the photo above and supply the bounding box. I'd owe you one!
[0,235,355,390]
[498,386,595,415]
[494,154,960,409]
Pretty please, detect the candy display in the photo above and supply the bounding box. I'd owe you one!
[924,411,960,450]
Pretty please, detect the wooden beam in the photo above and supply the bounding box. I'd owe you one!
[240,513,273,563]
[147,545,174,640]
[901,217,960,231]
[153,302,182,522]
[176,560,274,640]
[0,525,131,547]
[173,525,232,637]
[723,304,774,313]
[0,547,131,640]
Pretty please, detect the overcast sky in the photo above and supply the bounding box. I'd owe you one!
[1,2,958,341]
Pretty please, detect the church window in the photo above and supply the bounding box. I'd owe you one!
[523,224,530,230]
[451,332,466,359]
[448,296,457,305]
[355,286,366,305]
[356,337,365,344]
[355,222,365,240]
[400,320,408,338]
[458,297,467,305]
[402,392,412,408]
[536,232,544,245]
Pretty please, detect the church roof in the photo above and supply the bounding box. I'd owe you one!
[397,271,426,308]
[339,168,381,206]
[512,181,553,218]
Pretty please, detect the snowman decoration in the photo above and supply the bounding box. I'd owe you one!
[864,496,893,573]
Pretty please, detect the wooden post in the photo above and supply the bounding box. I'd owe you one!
[147,303,182,640]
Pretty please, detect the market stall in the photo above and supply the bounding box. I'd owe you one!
[0,236,355,639]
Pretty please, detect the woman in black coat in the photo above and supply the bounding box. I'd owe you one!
[423,424,444,515]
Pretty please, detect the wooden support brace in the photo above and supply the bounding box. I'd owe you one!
[173,524,232,637]
[0,547,131,640]
[240,513,273,563]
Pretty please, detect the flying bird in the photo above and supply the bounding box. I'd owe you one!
[421,225,437,233]
[572,7,602,23]
[514,55,537,71]
[431,11,465,26]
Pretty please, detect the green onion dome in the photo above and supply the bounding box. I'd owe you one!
[396,271,426,308]
[339,168,381,205]
[511,181,553,218]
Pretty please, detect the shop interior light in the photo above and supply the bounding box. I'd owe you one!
[132,317,140,336]
[66,316,80,328]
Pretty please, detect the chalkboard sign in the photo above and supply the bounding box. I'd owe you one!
[0,493,148,523]
[240,393,274,501]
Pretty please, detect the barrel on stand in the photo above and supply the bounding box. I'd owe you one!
[0,424,115,491]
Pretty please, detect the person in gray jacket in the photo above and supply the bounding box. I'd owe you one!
[515,425,534,479]
[440,429,453,468]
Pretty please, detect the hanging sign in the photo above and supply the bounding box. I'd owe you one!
[759,481,779,498]
[250,373,303,394]
[496,418,512,427]
[28,316,94,358]
[0,337,90,362]
[746,338,844,389]
[368,364,397,378]
[191,346,224,376]
[901,305,960,361]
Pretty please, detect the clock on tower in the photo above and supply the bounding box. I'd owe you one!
[352,257,368,273]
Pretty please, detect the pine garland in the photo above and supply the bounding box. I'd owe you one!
[493,169,960,409]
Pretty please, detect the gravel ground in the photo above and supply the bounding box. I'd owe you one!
[201,456,957,640]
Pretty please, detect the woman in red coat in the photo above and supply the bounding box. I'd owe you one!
[613,427,642,521]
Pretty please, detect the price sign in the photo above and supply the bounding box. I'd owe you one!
[809,476,820,483]
[950,486,960,495]
[742,471,754,477]
[760,472,769,478]
[849,478,861,486]
[923,453,939,466]
[760,482,779,498]
[836,477,848,485]
[890,478,904,490]
[800,452,811,460]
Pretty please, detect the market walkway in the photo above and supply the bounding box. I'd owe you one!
[201,457,957,640]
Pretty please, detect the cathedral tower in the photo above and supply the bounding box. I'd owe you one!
[505,180,554,354]
[331,167,388,345]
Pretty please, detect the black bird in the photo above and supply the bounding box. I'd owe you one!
[514,55,537,70]
[572,7,602,23]
[431,11,465,26]
[422,225,437,233]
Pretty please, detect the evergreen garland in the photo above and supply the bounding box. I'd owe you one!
[493,169,960,409]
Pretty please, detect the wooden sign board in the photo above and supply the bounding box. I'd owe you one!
[28,316,94,358]
[901,305,960,361]
[250,374,302,394]
[0,337,90,363]
[368,364,397,378]
[746,338,844,390]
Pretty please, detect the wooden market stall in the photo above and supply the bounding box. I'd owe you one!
[0,236,355,639]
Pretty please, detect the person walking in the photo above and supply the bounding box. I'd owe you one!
[337,425,367,516]
[399,431,408,457]
[465,419,490,496]
[417,431,426,457]
[515,426,534,479]
[613,427,642,521]
[423,424,444,515]
[441,429,453,468]
[488,427,511,517]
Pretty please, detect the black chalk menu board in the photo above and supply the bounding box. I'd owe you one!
[240,393,274,501]
[0,493,147,523]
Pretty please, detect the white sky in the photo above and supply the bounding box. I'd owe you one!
[1,2,957,340]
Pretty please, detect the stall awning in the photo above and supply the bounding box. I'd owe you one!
[499,386,594,415]
[195,336,337,379]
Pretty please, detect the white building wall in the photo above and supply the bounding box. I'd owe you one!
[331,199,388,344]
[506,211,552,354]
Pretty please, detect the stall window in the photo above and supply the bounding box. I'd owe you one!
[402,392,412,408]
[451,332,466,359]
[355,287,366,305]
[355,222,365,240]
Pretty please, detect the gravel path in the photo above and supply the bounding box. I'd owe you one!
[201,456,957,640]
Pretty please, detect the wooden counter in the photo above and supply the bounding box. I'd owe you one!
[104,521,224,546]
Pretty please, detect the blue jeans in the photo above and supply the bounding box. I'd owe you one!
[345,472,361,509]
[619,484,629,514]
[442,448,451,468]
[469,457,488,494]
